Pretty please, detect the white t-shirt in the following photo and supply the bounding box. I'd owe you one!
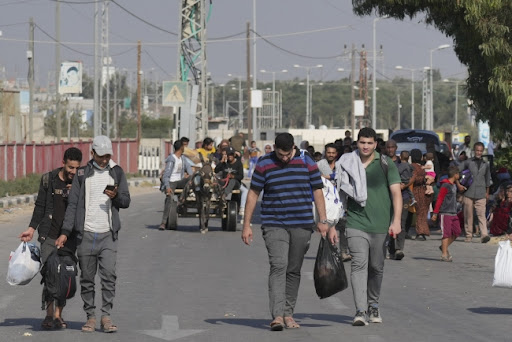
[169,155,183,182]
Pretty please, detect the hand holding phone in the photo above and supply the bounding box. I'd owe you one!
[105,185,116,191]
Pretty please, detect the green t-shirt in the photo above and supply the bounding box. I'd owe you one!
[346,152,401,233]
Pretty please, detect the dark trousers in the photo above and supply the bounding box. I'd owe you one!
[161,178,189,224]
[388,202,411,254]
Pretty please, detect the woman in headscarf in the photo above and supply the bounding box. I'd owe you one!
[410,148,433,240]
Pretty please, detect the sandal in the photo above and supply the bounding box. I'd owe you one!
[82,317,96,333]
[101,316,118,333]
[441,255,453,262]
[269,316,284,331]
[41,316,53,330]
[53,317,67,329]
[284,317,300,329]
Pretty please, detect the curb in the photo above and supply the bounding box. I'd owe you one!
[0,177,159,209]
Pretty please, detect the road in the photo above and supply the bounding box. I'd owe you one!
[0,188,511,342]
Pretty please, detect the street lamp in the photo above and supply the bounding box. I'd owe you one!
[429,44,451,130]
[395,65,421,129]
[260,69,288,129]
[443,78,461,128]
[294,64,323,128]
[373,15,389,130]
[228,73,244,129]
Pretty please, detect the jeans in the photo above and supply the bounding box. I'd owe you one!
[262,226,312,319]
[346,228,387,312]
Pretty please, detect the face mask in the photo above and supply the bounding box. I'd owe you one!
[93,161,107,170]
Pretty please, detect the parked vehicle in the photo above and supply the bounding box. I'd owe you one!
[389,129,440,155]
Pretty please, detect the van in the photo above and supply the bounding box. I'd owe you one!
[389,129,440,155]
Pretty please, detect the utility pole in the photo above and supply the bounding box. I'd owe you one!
[93,0,100,136]
[246,21,252,142]
[28,18,34,142]
[252,0,257,141]
[55,0,61,140]
[397,94,401,130]
[351,43,356,137]
[137,41,141,150]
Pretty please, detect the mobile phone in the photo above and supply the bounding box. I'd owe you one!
[105,185,116,191]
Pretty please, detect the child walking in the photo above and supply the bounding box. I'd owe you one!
[423,152,436,194]
[431,166,461,261]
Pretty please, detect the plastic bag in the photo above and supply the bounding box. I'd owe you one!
[314,237,348,299]
[493,240,512,288]
[315,178,344,225]
[6,242,41,286]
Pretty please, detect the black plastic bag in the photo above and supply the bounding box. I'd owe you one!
[314,237,348,299]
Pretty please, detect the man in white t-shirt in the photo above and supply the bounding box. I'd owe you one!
[159,140,193,230]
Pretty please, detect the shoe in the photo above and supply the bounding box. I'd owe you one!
[473,233,481,237]
[394,250,404,260]
[352,311,368,326]
[100,316,118,333]
[368,306,382,323]
[481,236,490,243]
[441,255,453,262]
[41,315,53,330]
[53,317,67,329]
[405,234,413,240]
[158,223,165,231]
[415,234,426,241]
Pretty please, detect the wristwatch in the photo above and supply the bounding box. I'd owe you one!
[320,219,329,224]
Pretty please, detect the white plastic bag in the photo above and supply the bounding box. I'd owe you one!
[314,178,344,226]
[6,242,41,286]
[492,240,512,288]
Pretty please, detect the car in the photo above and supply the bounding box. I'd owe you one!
[389,129,440,155]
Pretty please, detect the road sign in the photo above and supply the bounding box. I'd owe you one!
[162,81,188,107]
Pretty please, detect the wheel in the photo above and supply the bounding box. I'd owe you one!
[166,201,178,230]
[225,201,238,232]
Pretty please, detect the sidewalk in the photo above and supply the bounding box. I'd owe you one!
[0,177,159,209]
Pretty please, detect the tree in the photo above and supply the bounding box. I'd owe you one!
[352,0,512,140]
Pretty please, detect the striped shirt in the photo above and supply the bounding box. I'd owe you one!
[84,167,112,233]
[250,149,323,228]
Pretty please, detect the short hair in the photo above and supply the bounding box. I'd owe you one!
[425,152,434,160]
[325,143,337,152]
[474,142,484,150]
[275,133,294,151]
[357,127,377,141]
[67,66,78,73]
[251,140,256,144]
[386,139,397,148]
[173,140,183,151]
[180,136,190,143]
[400,150,410,160]
[63,147,82,163]
[314,151,322,158]
[448,165,460,178]
[202,137,214,148]
[410,149,423,164]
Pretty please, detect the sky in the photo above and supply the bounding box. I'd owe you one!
[0,0,467,89]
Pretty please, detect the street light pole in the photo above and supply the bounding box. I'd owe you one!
[228,73,244,129]
[429,44,450,130]
[395,66,419,129]
[260,69,287,129]
[294,64,322,128]
[373,15,388,130]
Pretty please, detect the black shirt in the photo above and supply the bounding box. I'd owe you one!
[49,176,69,239]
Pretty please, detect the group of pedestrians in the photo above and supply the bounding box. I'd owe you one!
[19,136,131,333]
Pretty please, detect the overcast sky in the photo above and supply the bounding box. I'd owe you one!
[0,0,467,88]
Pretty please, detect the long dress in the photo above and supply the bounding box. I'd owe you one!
[411,163,433,236]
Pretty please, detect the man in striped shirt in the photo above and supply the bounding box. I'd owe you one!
[242,133,336,331]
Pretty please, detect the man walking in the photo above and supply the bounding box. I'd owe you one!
[19,147,82,330]
[56,136,131,333]
[241,133,336,331]
[458,141,491,243]
[336,127,402,326]
[159,139,193,230]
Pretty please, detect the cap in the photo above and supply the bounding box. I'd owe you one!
[224,146,236,155]
[92,135,113,156]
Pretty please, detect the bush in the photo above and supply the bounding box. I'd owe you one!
[494,147,512,170]
[0,174,42,198]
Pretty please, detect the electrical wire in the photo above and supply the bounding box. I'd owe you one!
[35,23,94,56]
[143,49,173,78]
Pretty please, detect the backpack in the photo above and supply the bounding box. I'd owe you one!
[41,249,78,309]
[460,168,473,188]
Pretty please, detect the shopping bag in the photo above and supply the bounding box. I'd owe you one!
[314,237,348,299]
[6,242,41,286]
[314,178,344,225]
[492,240,512,288]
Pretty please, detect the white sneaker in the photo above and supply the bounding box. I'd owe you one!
[352,311,368,326]
[368,306,382,323]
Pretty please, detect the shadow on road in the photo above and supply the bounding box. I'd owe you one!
[467,307,512,315]
[0,317,83,331]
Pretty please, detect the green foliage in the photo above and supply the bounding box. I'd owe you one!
[494,147,512,169]
[351,0,512,141]
[0,173,42,198]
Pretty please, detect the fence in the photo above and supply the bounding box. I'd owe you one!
[1,139,173,181]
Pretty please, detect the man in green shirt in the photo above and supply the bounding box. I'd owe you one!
[337,127,402,326]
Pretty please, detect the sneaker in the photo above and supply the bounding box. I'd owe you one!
[481,236,490,243]
[352,311,368,326]
[394,250,404,260]
[368,306,382,323]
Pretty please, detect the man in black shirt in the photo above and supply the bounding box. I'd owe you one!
[215,147,244,200]
[19,147,82,330]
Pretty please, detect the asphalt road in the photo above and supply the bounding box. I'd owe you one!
[1,189,511,342]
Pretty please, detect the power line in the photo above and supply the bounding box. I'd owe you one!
[143,49,172,78]
[35,22,94,56]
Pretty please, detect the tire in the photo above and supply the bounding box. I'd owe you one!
[225,201,238,232]
[166,201,178,230]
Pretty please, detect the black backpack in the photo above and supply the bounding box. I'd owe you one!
[41,249,78,309]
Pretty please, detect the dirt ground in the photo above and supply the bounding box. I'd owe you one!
[0,184,159,223]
